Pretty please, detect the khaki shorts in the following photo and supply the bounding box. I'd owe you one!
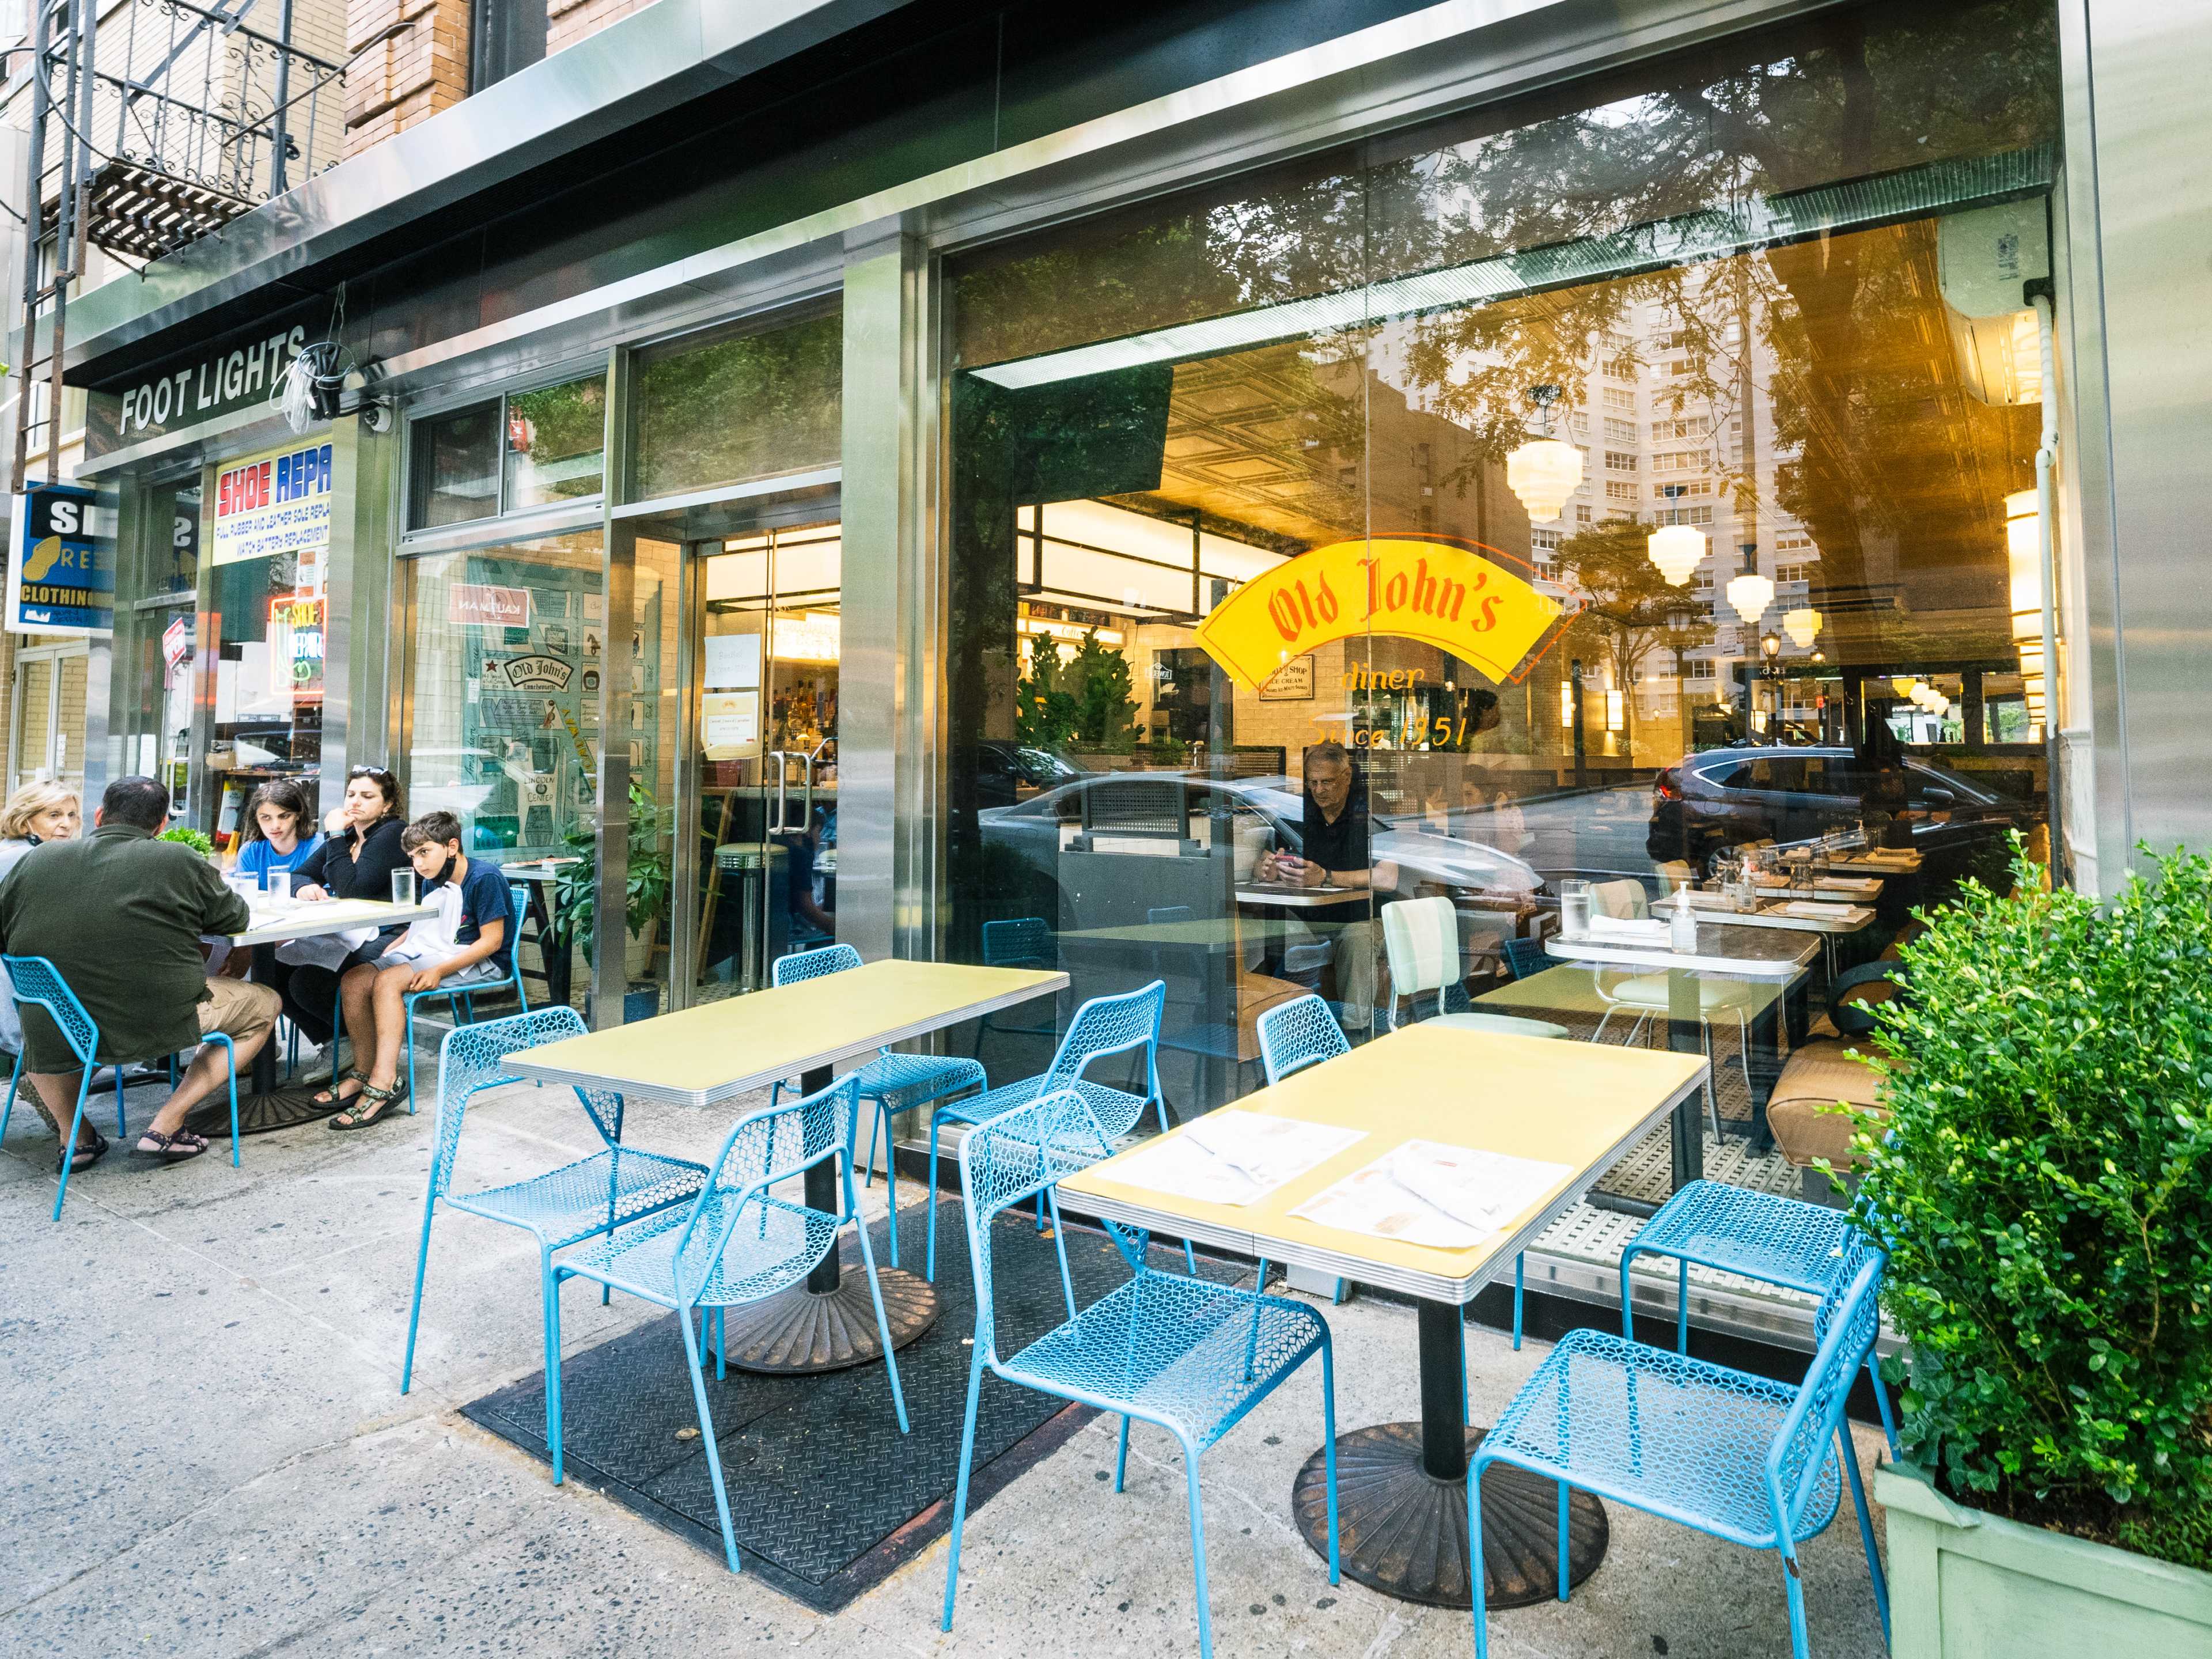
[199,975,281,1047]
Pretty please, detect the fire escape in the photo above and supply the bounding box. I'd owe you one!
[10,0,370,489]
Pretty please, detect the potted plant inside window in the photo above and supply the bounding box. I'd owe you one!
[1845,839,2211,1654]
[551,781,672,1002]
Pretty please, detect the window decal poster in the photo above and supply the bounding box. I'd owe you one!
[9,482,112,635]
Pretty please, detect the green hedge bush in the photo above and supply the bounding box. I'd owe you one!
[1850,839,2212,1571]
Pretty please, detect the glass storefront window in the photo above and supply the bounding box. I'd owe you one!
[204,524,325,849]
[410,402,501,527]
[505,374,607,510]
[631,306,842,502]
[399,533,608,869]
[107,478,200,811]
[408,372,608,529]
[944,0,2061,1124]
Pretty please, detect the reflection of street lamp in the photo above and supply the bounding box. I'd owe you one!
[1759,632,1782,736]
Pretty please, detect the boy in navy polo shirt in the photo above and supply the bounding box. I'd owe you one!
[327,810,512,1130]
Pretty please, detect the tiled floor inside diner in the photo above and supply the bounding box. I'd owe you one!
[0,1017,1888,1658]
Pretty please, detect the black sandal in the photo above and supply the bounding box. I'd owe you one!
[60,1127,108,1174]
[135,1128,210,1162]
[328,1080,405,1132]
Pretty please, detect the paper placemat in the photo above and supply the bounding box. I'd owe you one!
[1779,900,1856,919]
[1586,915,1670,945]
[1105,1111,1367,1208]
[1290,1139,1573,1249]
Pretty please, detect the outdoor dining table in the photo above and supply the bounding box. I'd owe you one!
[1055,1022,1705,1609]
[1545,922,1819,1181]
[191,895,438,1135]
[503,956,1066,1373]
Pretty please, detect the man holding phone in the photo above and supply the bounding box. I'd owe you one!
[1256,741,1397,1029]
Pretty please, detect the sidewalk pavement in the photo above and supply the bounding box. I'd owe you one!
[0,1066,1889,1657]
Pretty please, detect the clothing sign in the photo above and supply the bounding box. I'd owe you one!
[1194,537,1571,691]
[449,584,531,628]
[213,440,335,570]
[7,482,112,635]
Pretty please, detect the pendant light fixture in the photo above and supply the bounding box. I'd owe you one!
[1782,606,1821,649]
[1646,524,1706,586]
[1891,676,1915,698]
[1726,570,1775,627]
[1506,385,1582,523]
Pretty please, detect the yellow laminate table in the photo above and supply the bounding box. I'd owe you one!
[505,957,1067,1375]
[1056,1022,1705,1609]
[505,958,1066,1108]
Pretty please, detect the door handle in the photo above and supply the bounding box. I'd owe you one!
[767,750,791,833]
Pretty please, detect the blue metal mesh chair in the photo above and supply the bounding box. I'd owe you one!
[941,1089,1338,1659]
[551,1073,908,1573]
[1,954,238,1218]
[399,1007,709,1445]
[1501,937,1550,981]
[972,916,1062,1054]
[1620,1178,1899,1455]
[398,881,532,1113]
[926,979,1172,1282]
[1468,1236,1890,1659]
[769,944,986,1266]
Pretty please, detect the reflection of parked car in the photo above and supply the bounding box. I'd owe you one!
[979,772,1544,920]
[1646,745,2031,869]
[972,741,1088,807]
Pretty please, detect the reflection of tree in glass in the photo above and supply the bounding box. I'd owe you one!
[1393,0,2056,639]
[507,375,604,498]
[1552,520,1714,749]
[633,310,842,499]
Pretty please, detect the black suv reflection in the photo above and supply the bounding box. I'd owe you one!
[1646,745,2032,869]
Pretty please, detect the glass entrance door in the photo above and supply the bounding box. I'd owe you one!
[685,518,842,1006]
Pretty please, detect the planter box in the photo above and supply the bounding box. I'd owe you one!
[1877,1463,2212,1658]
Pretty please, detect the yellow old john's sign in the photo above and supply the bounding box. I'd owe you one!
[1194,537,1568,690]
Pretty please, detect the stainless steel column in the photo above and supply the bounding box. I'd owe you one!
[324,410,396,785]
[2056,0,2212,880]
[838,220,934,965]
[592,350,638,1027]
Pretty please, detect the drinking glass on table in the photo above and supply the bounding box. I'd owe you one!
[1558,878,1592,940]
[392,868,419,905]
[267,870,291,901]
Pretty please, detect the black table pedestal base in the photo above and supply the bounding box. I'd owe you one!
[1291,1422,1608,1609]
[185,1085,346,1138]
[713,1267,938,1374]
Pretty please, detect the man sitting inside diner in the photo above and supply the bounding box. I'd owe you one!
[0,774,281,1167]
[1254,740,1397,1031]
[324,810,511,1131]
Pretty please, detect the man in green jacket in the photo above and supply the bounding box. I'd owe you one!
[0,775,281,1168]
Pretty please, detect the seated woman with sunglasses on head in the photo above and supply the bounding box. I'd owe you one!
[276,766,410,1086]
